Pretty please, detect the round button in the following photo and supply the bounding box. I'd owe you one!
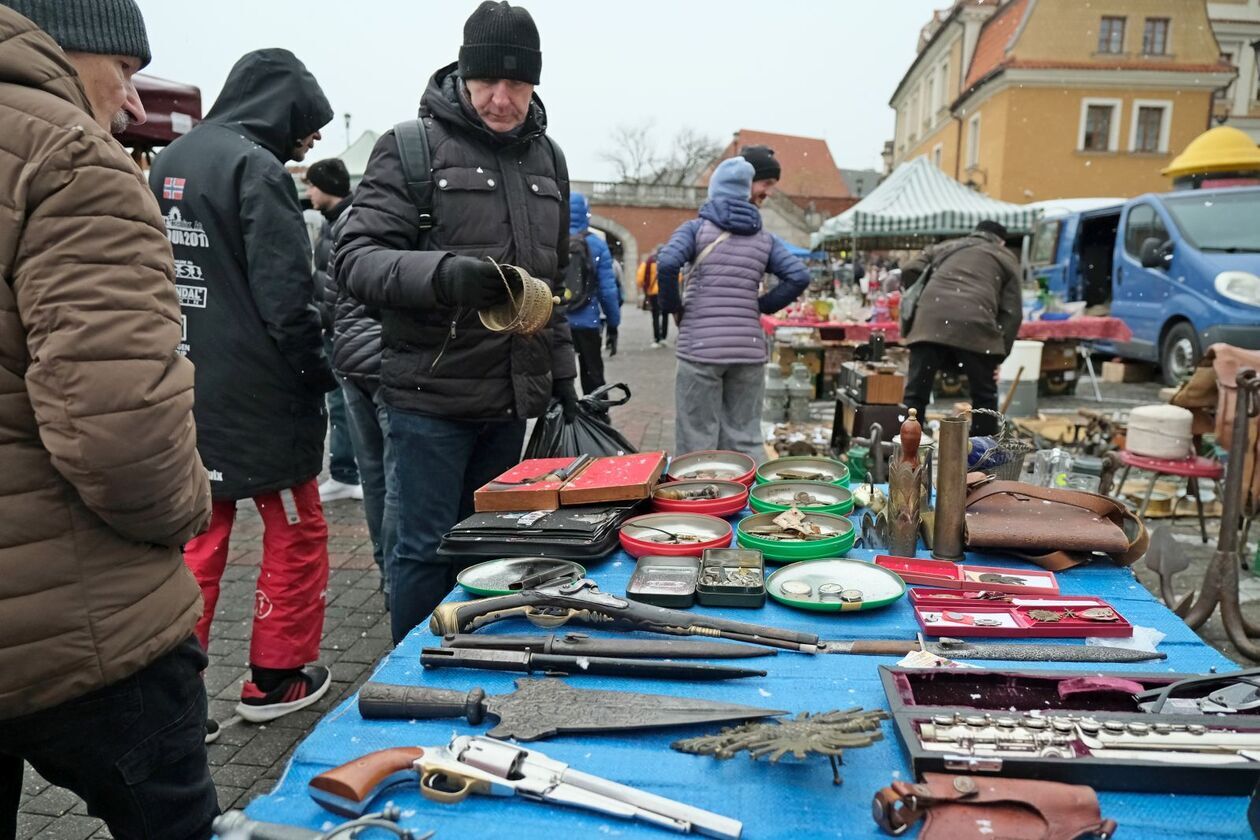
[438,178,448,188]
[487,179,496,187]
[531,183,540,192]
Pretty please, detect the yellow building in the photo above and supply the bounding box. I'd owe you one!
[889,0,1236,202]
[1209,0,1260,141]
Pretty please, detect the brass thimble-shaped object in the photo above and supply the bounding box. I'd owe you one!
[478,259,560,335]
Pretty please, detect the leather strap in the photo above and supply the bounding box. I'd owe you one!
[964,480,1148,570]
[873,774,1117,840]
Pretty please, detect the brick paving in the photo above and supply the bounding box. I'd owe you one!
[16,303,1256,837]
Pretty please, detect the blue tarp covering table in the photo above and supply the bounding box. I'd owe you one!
[247,525,1251,839]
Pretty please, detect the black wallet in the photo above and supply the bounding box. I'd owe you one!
[437,501,647,563]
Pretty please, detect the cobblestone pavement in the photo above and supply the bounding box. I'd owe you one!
[16,303,1256,837]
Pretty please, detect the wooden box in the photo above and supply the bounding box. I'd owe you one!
[840,361,905,405]
[474,457,588,512]
[558,451,667,506]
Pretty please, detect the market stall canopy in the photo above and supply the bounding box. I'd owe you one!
[116,73,201,149]
[811,156,1040,248]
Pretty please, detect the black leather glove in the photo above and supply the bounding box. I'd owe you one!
[433,256,510,309]
[553,377,579,422]
[605,327,618,357]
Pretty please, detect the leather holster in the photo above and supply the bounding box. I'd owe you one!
[873,773,1116,840]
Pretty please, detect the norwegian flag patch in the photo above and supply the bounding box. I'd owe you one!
[162,177,186,200]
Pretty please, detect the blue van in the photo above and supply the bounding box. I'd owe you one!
[1028,187,1260,385]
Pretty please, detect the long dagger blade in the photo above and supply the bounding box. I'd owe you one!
[819,638,1167,663]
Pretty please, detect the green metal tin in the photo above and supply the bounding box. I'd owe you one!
[749,480,854,516]
[766,558,906,612]
[735,511,855,563]
[756,456,850,487]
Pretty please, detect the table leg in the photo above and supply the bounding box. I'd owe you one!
[1189,476,1208,544]
[1139,472,1158,518]
[1115,464,1132,502]
[1079,346,1103,402]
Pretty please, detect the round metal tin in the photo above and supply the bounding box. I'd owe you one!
[749,480,853,516]
[766,559,906,612]
[755,456,850,487]
[735,511,855,562]
[651,479,749,517]
[665,450,757,487]
[619,513,734,559]
[456,557,587,597]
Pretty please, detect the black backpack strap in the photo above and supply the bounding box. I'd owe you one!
[393,119,434,236]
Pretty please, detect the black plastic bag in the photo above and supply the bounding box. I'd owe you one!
[525,383,637,459]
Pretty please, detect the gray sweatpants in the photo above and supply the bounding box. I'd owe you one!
[674,358,767,465]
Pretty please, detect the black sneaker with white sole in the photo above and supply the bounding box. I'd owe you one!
[205,719,221,745]
[235,665,332,723]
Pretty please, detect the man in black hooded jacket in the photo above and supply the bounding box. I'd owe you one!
[335,1,578,642]
[150,48,336,727]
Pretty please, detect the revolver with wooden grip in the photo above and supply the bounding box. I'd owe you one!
[308,734,742,838]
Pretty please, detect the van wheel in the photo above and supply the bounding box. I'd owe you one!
[1160,322,1199,386]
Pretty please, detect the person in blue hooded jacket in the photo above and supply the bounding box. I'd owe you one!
[566,192,623,395]
[657,157,810,464]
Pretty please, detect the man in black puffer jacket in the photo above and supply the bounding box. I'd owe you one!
[307,157,362,505]
[335,1,577,642]
[327,204,396,602]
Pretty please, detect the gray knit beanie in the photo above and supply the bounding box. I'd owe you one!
[2,0,152,67]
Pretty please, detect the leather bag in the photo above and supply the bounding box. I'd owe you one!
[963,476,1148,571]
[873,773,1116,839]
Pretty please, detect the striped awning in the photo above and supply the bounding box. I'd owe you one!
[811,156,1041,248]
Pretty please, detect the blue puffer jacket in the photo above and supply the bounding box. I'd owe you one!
[565,193,622,332]
[657,198,811,365]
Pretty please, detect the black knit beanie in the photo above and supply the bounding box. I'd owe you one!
[975,219,1009,240]
[458,1,541,85]
[740,145,781,182]
[2,0,151,67]
[306,158,350,198]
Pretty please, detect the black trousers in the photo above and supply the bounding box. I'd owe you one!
[904,342,1001,436]
[647,295,669,342]
[0,636,217,840]
[572,327,606,396]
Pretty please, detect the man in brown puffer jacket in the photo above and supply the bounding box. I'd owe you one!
[0,2,217,837]
[901,220,1023,436]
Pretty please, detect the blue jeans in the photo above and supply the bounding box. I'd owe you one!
[341,379,397,593]
[387,407,525,643]
[326,336,359,485]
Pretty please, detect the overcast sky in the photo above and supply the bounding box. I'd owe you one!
[135,0,947,179]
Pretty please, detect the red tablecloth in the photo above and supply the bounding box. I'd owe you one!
[759,315,1133,343]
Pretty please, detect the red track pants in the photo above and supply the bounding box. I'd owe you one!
[183,478,329,669]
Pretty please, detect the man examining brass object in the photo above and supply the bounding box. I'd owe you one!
[336,1,578,643]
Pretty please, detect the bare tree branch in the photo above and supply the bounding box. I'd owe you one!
[601,124,721,185]
[599,123,659,184]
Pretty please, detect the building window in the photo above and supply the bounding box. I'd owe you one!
[966,114,981,168]
[1142,18,1169,56]
[938,62,950,109]
[1098,16,1125,54]
[1222,51,1235,100]
[1129,100,1173,153]
[923,78,934,131]
[1078,99,1120,152]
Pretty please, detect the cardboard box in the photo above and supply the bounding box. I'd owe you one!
[558,451,666,506]
[823,346,855,374]
[1102,360,1154,383]
[1039,340,1078,373]
[474,457,588,512]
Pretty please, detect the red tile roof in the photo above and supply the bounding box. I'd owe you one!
[700,129,852,199]
[963,0,1031,89]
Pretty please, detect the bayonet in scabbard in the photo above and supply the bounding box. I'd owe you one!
[420,647,766,680]
[440,632,776,659]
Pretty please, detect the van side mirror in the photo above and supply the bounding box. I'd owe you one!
[1140,237,1172,270]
